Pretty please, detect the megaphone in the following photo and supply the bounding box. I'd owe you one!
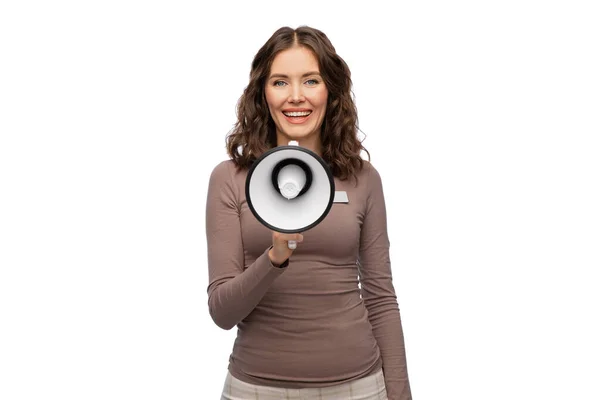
[245,141,335,250]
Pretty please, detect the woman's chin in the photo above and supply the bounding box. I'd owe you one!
[282,129,315,140]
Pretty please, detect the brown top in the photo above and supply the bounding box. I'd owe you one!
[206,159,412,400]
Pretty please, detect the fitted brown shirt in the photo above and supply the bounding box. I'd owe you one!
[206,159,412,400]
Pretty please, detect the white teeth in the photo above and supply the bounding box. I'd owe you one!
[283,111,311,117]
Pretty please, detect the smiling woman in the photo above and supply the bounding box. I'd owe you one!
[206,25,413,400]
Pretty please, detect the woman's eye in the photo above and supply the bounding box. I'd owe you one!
[274,81,286,87]
[306,79,319,85]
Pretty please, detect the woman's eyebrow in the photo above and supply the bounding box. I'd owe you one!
[268,71,321,79]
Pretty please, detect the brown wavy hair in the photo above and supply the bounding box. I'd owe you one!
[225,25,370,182]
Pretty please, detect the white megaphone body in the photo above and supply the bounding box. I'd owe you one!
[245,141,335,250]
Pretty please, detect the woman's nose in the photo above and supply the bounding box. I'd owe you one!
[288,84,305,103]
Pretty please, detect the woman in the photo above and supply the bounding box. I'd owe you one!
[206,26,412,400]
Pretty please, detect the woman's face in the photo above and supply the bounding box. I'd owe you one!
[265,46,328,148]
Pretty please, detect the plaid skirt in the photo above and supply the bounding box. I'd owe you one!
[221,369,388,400]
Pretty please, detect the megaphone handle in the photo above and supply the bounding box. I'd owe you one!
[288,240,297,250]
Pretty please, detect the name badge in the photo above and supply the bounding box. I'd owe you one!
[334,191,349,203]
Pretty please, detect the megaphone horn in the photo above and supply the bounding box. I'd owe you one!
[245,141,335,250]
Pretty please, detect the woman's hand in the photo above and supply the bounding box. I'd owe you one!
[268,231,303,265]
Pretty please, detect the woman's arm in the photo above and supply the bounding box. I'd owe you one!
[206,161,287,330]
[358,163,412,400]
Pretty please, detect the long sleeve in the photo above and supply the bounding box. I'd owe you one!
[358,164,412,400]
[206,161,287,330]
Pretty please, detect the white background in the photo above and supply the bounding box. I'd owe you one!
[1,1,599,399]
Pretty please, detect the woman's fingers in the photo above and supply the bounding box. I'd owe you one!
[269,232,304,265]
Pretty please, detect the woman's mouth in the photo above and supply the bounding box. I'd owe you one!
[282,110,312,124]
